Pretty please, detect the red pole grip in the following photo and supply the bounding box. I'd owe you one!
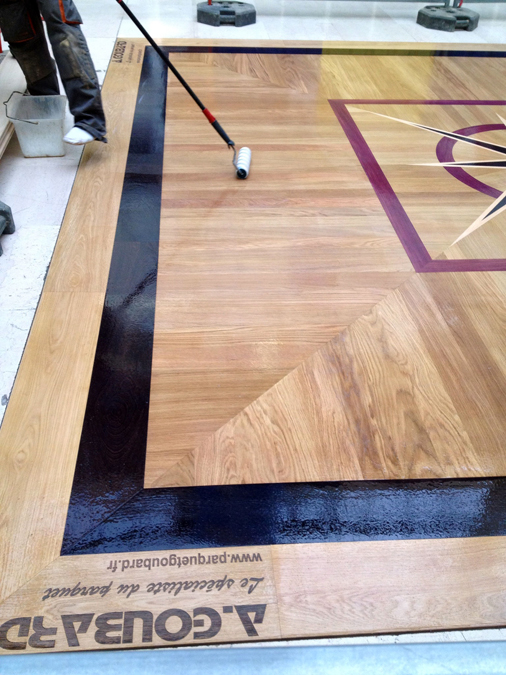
[202,108,216,123]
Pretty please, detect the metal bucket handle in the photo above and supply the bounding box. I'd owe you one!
[3,91,39,125]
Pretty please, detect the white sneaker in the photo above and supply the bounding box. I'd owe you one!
[63,127,95,145]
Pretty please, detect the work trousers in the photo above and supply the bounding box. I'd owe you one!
[0,0,106,140]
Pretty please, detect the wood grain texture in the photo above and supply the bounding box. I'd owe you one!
[3,537,506,652]
[2,43,506,649]
[272,538,506,638]
[186,229,506,487]
[348,105,506,258]
[191,280,489,487]
[0,292,102,602]
[401,271,506,464]
[149,50,486,486]
[0,544,280,652]
[0,41,145,605]
[445,211,506,260]
[149,51,506,488]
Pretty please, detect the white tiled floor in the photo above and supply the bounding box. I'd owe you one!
[1,0,506,647]
[116,0,506,41]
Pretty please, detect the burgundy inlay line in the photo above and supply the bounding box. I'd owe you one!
[330,99,506,274]
[338,100,506,106]
[424,260,506,272]
[330,100,430,272]
[436,124,505,200]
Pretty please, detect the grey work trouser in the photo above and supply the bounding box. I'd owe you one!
[0,0,106,140]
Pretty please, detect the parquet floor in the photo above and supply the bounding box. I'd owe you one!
[1,41,506,654]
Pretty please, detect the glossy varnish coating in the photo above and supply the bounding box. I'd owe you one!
[146,49,506,488]
[2,41,506,652]
[61,46,506,557]
[63,47,168,551]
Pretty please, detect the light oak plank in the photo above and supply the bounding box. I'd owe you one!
[0,41,145,605]
[0,545,280,652]
[2,538,506,652]
[0,292,103,604]
[401,272,506,466]
[272,538,506,638]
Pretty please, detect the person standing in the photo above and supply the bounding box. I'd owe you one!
[0,0,107,144]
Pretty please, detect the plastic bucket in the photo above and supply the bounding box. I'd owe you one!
[6,93,67,157]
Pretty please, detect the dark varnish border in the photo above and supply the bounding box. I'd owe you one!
[168,46,506,58]
[62,47,168,551]
[66,478,506,555]
[62,46,506,556]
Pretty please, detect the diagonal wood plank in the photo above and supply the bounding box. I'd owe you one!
[161,229,506,488]
[183,280,486,488]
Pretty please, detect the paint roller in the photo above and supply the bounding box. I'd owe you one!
[115,0,252,180]
[233,146,252,179]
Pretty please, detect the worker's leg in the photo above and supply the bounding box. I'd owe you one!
[0,0,59,95]
[36,0,107,141]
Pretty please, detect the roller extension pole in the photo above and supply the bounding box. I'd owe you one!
[115,0,234,148]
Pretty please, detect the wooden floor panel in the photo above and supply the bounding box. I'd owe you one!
[184,216,506,488]
[2,41,506,653]
[2,537,506,651]
[402,271,506,459]
[446,212,506,260]
[189,271,506,488]
[0,47,145,604]
[273,538,506,639]
[147,52,494,486]
[148,51,506,488]
[348,105,506,258]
